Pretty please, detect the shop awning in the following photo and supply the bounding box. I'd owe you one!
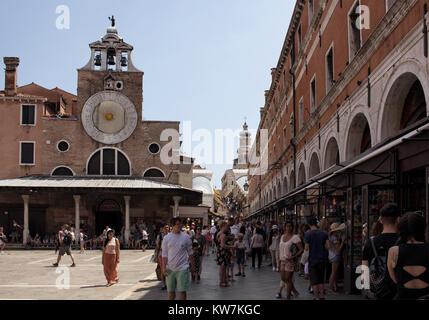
[248,120,429,217]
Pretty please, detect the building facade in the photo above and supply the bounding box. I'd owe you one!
[248,0,429,293]
[0,23,202,244]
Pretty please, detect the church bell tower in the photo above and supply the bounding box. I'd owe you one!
[77,17,144,129]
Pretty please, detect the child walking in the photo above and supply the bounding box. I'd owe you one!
[234,233,246,277]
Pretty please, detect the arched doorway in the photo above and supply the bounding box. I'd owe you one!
[95,199,123,237]
[289,171,295,191]
[283,176,288,195]
[380,73,427,140]
[346,113,372,161]
[324,137,340,170]
[298,163,306,186]
[309,153,321,178]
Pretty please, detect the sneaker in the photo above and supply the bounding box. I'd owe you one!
[272,266,276,271]
[52,263,58,267]
[70,263,76,267]
[276,293,282,299]
[276,267,279,272]
[242,274,246,277]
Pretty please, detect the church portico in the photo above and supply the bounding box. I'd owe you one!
[0,176,202,244]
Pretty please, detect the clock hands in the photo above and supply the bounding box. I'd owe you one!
[97,108,114,121]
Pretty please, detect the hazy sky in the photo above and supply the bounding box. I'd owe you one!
[0,0,293,187]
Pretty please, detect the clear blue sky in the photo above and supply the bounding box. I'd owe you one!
[0,0,293,188]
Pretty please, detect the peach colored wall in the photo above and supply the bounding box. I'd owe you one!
[0,99,45,178]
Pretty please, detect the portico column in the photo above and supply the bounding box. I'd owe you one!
[22,195,29,246]
[173,196,182,217]
[124,196,131,243]
[73,195,81,240]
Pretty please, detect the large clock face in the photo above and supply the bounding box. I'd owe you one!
[81,91,138,144]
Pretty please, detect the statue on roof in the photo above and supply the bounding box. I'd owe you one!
[108,15,115,27]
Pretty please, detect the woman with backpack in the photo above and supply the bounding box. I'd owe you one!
[387,212,429,300]
[279,221,303,300]
[102,229,120,287]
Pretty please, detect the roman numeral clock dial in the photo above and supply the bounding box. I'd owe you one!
[81,91,138,144]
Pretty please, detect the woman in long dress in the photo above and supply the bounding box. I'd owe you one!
[102,229,120,287]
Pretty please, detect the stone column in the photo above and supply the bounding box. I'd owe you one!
[124,196,131,244]
[173,196,182,217]
[203,211,208,226]
[73,195,81,241]
[22,195,29,246]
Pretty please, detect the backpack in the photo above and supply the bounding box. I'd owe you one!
[369,237,398,299]
[63,232,72,246]
[252,233,265,248]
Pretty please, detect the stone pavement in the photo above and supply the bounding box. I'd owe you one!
[0,249,156,300]
[127,251,363,300]
[0,249,363,300]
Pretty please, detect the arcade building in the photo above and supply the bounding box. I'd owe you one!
[0,21,203,244]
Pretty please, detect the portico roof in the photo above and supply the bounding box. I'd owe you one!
[0,176,203,204]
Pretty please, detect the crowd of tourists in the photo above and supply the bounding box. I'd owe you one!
[1,203,429,300]
[198,202,429,301]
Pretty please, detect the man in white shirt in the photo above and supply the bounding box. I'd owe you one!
[162,217,193,300]
[141,228,149,252]
[230,217,242,239]
[102,226,111,240]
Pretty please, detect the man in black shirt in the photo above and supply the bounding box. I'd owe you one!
[362,203,400,300]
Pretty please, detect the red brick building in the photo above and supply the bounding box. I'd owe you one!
[0,23,202,244]
[247,0,429,293]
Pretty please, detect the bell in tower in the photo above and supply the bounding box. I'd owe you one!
[107,48,116,68]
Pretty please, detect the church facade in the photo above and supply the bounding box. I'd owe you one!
[0,23,202,244]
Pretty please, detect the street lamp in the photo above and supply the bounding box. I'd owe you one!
[243,181,249,192]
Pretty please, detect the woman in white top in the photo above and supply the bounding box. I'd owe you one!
[102,229,120,287]
[279,222,304,300]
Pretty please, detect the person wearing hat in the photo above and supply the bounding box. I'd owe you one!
[328,222,346,293]
[269,225,281,272]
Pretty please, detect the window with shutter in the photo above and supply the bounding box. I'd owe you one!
[21,105,35,125]
[20,142,35,165]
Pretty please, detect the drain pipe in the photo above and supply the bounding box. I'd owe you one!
[290,68,297,190]
[423,4,428,58]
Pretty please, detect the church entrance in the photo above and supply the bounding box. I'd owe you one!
[95,199,123,237]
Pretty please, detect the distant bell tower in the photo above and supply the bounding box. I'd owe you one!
[77,17,144,128]
[236,121,251,168]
